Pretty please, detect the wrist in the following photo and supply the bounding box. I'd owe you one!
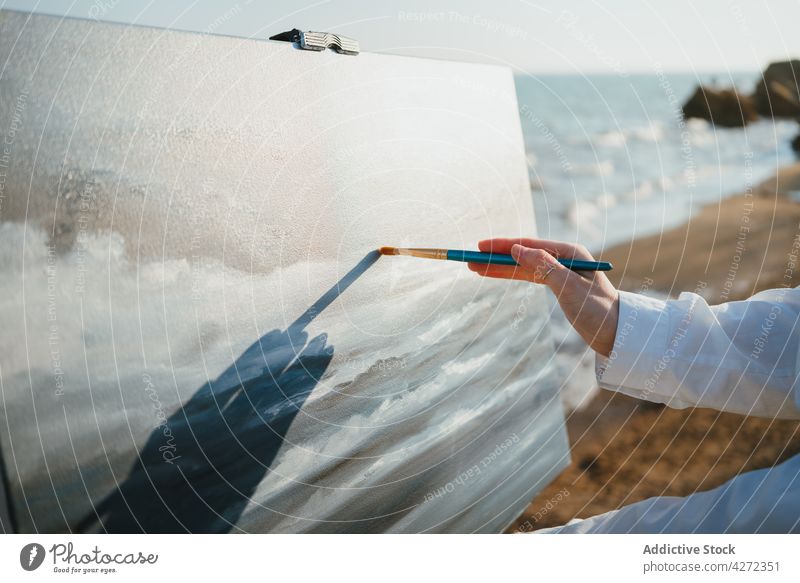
[597,290,620,357]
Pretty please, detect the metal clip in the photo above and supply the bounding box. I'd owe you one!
[269,28,359,55]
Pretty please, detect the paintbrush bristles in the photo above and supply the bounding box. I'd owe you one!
[379,247,448,260]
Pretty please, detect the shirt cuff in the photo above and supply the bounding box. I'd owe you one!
[595,290,670,395]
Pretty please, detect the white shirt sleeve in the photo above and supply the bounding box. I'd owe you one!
[538,287,800,534]
[595,288,800,419]
[536,452,800,533]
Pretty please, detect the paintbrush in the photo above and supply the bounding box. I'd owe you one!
[378,247,612,271]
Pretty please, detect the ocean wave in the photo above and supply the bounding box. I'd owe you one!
[596,131,627,148]
[566,192,618,225]
[594,123,664,148]
[622,179,656,201]
[568,159,614,176]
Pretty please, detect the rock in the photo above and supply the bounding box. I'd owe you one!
[792,132,800,154]
[757,80,800,117]
[754,60,800,117]
[682,85,758,127]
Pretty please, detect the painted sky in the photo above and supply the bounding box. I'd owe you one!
[4,0,800,73]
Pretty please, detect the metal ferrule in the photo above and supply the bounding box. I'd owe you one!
[399,248,449,260]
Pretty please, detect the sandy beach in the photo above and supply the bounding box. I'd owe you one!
[604,163,800,300]
[509,162,800,532]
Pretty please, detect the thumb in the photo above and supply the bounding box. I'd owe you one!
[510,244,574,289]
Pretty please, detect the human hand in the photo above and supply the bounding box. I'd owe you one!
[468,238,619,357]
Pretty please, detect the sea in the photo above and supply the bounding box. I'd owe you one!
[516,72,798,250]
[515,72,799,409]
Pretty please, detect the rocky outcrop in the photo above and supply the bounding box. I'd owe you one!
[677,61,800,171]
[682,85,758,127]
[754,60,800,117]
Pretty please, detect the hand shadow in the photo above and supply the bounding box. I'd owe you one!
[77,251,379,533]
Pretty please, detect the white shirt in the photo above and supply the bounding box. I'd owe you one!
[539,288,800,533]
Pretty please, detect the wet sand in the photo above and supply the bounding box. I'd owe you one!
[603,162,800,300]
[509,162,800,532]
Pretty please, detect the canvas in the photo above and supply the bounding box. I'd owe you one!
[0,10,569,533]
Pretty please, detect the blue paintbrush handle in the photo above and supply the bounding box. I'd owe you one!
[446,250,613,271]
[556,258,613,271]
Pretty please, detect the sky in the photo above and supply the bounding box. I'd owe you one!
[3,0,800,73]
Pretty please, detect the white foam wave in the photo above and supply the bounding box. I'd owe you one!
[568,160,614,176]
